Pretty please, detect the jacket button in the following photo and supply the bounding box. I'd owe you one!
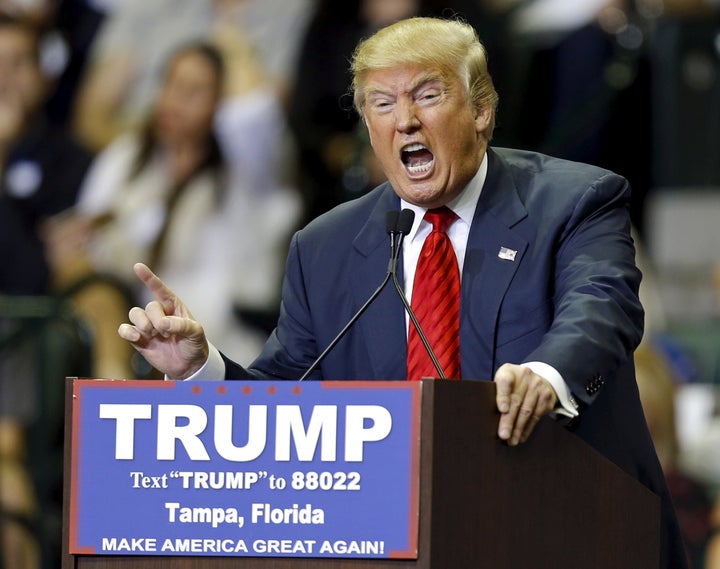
[586,375,604,395]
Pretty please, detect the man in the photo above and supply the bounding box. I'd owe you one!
[119,17,687,567]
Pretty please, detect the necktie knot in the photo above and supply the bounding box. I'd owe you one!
[424,206,457,234]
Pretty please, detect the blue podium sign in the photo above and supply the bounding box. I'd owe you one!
[69,379,421,559]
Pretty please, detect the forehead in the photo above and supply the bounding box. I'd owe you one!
[363,65,452,94]
[166,52,219,83]
[0,26,37,53]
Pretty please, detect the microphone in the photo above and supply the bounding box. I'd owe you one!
[389,209,446,379]
[298,211,401,381]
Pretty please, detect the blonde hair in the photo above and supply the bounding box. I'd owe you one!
[634,342,679,469]
[350,17,498,136]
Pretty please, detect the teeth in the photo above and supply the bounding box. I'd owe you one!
[401,142,433,175]
[407,159,434,174]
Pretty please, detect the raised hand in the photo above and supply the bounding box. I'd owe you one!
[117,263,209,379]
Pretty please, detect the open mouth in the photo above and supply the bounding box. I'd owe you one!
[401,143,435,176]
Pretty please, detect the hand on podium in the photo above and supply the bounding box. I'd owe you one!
[117,263,209,379]
[494,363,558,447]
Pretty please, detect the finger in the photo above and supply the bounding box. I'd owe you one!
[161,314,204,339]
[496,369,528,443]
[518,382,558,444]
[500,385,527,445]
[142,301,204,343]
[117,322,140,343]
[123,307,164,345]
[128,306,155,333]
[519,414,541,445]
[133,263,177,313]
[144,300,174,334]
[494,364,515,414]
[511,387,539,446]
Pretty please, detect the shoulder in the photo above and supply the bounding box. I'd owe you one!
[84,134,143,177]
[493,147,623,182]
[490,147,626,184]
[490,147,631,213]
[285,183,397,275]
[297,183,394,241]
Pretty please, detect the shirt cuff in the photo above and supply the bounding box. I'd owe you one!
[164,343,226,381]
[523,361,579,418]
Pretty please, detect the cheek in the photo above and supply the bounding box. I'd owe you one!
[366,126,394,161]
[445,118,482,156]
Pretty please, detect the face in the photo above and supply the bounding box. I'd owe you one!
[362,65,490,208]
[0,26,44,117]
[153,51,221,145]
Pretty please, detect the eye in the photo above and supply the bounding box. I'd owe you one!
[368,98,394,114]
[416,89,443,106]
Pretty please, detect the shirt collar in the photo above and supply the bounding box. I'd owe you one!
[401,152,488,242]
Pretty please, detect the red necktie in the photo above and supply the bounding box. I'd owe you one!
[407,207,461,381]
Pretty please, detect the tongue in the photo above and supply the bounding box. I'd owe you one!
[406,148,433,167]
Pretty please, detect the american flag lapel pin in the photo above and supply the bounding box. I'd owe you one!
[498,246,517,261]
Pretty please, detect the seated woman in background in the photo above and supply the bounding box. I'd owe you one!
[47,40,300,377]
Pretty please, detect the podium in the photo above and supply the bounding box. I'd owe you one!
[62,378,660,569]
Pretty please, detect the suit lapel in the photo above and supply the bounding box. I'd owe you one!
[461,149,529,380]
[344,151,530,381]
[349,185,407,379]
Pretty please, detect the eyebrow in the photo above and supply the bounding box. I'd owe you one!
[365,70,447,99]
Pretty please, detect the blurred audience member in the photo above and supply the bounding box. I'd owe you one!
[0,418,39,569]
[48,40,300,376]
[0,16,93,568]
[0,0,108,126]
[45,0,108,126]
[0,13,92,296]
[488,0,654,239]
[635,342,716,567]
[708,499,720,568]
[71,0,313,152]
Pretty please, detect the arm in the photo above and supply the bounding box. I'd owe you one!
[495,171,643,445]
[527,172,644,397]
[71,52,138,151]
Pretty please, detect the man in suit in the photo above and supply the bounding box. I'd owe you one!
[119,17,687,568]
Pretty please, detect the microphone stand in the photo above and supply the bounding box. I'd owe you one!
[298,211,400,381]
[390,210,446,379]
[298,209,446,381]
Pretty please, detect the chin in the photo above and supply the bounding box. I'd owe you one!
[404,185,445,206]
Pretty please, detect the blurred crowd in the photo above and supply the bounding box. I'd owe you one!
[0,0,718,567]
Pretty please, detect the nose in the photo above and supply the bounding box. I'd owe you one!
[395,98,419,133]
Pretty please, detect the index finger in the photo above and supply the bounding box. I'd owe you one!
[133,262,176,313]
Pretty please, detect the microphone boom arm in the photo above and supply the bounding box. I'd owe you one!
[299,272,392,381]
[390,232,447,379]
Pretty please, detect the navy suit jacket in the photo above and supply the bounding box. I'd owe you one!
[225,147,687,568]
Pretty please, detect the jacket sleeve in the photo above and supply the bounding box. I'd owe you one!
[522,171,644,408]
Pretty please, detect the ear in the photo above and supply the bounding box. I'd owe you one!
[474,105,492,135]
